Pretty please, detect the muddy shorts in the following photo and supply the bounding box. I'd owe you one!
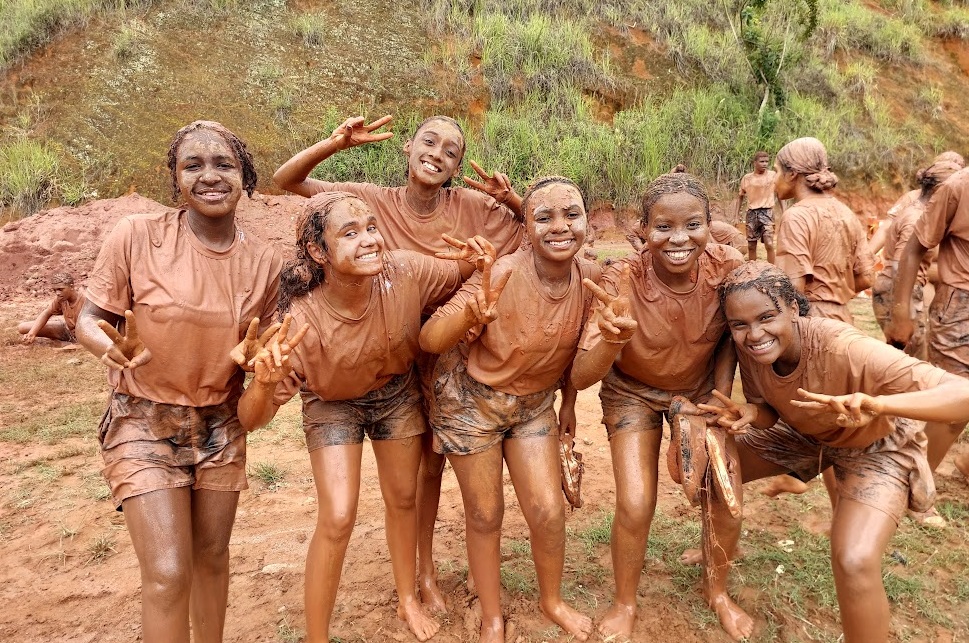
[599,366,714,438]
[807,299,853,324]
[871,273,925,358]
[98,391,248,508]
[927,283,969,378]
[429,346,557,455]
[301,367,426,451]
[738,417,934,523]
[745,207,774,243]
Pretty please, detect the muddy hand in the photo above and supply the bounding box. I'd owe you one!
[97,310,151,370]
[331,115,394,150]
[697,390,752,435]
[250,314,310,385]
[582,264,638,344]
[884,317,914,348]
[463,257,511,325]
[464,160,514,204]
[791,388,881,429]
[230,317,283,371]
[436,233,497,271]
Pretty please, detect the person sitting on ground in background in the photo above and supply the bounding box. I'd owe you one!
[18,272,86,346]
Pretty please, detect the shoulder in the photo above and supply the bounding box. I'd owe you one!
[575,255,602,282]
[446,186,500,211]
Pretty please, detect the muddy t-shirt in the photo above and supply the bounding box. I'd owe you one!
[53,288,87,332]
[739,317,945,448]
[709,221,747,253]
[309,182,524,257]
[273,250,462,404]
[740,171,778,210]
[915,168,969,291]
[776,195,875,305]
[886,189,920,220]
[883,201,935,284]
[579,244,744,392]
[432,250,600,396]
[87,210,282,407]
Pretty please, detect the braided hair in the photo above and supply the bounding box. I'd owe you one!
[166,121,257,203]
[719,261,811,317]
[640,169,710,226]
[520,175,586,216]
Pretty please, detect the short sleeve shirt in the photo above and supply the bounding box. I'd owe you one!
[579,244,745,391]
[86,210,282,407]
[740,171,778,210]
[776,195,876,305]
[309,182,524,257]
[739,317,946,448]
[915,168,969,291]
[883,201,935,284]
[273,250,462,404]
[709,221,748,253]
[431,250,601,395]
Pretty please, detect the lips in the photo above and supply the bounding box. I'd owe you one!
[194,188,229,203]
[746,338,776,355]
[356,251,379,262]
[663,249,694,263]
[545,238,575,249]
[421,160,442,174]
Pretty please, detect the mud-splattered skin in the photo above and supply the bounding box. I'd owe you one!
[643,191,709,291]
[174,130,245,250]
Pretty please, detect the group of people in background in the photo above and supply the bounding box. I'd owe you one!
[15,115,969,643]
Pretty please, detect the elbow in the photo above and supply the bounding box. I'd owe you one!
[569,353,600,391]
[419,326,446,355]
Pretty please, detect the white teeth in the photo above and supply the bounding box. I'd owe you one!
[665,250,691,260]
[547,239,573,248]
[422,161,441,173]
[750,339,775,351]
[358,252,378,260]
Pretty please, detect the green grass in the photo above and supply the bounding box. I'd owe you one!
[291,12,326,47]
[249,461,286,491]
[0,399,104,444]
[0,138,60,213]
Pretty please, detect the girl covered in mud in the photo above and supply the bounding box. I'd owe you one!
[419,176,598,643]
[18,272,86,345]
[75,121,283,643]
[274,114,524,610]
[236,191,495,642]
[570,170,746,640]
[698,261,969,643]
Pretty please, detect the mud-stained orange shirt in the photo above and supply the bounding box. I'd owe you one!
[308,182,524,257]
[579,244,745,391]
[87,210,282,407]
[776,195,875,305]
[51,288,87,332]
[882,201,935,285]
[740,170,778,210]
[739,317,945,448]
[432,250,600,396]
[915,168,969,291]
[709,221,747,253]
[886,189,920,220]
[273,251,462,404]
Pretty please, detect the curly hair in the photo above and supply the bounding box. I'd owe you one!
[278,192,360,315]
[50,272,74,286]
[166,121,257,203]
[640,170,711,226]
[720,261,810,317]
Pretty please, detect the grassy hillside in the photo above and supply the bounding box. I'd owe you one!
[2,0,969,216]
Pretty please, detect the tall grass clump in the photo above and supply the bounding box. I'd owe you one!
[0,138,60,215]
[815,0,924,61]
[291,12,326,47]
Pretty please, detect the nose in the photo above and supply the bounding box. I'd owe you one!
[200,167,220,183]
[550,214,570,233]
[670,229,689,244]
[747,322,766,342]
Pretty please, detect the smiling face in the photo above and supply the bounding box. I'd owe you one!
[174,130,244,220]
[724,288,801,372]
[403,120,464,188]
[526,182,587,264]
[643,192,709,290]
[314,198,385,278]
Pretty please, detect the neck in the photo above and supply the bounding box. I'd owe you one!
[790,181,822,203]
[404,181,443,215]
[532,252,573,294]
[773,318,803,376]
[320,271,375,317]
[186,210,236,251]
[652,259,697,293]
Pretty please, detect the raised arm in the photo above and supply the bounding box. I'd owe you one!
[571,266,638,390]
[237,315,309,432]
[273,115,393,196]
[463,160,523,219]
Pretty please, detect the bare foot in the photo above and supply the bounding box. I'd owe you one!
[597,602,636,641]
[397,598,441,642]
[479,615,504,643]
[541,599,593,641]
[955,453,969,479]
[418,572,447,614]
[908,507,947,529]
[680,546,745,566]
[707,592,754,641]
[760,475,809,498]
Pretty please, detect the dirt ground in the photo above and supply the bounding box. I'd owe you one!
[1,197,968,642]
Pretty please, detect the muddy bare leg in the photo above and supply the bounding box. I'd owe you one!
[189,489,240,643]
[416,430,448,613]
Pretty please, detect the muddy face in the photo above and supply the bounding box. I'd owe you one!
[403,120,464,188]
[755,156,770,173]
[773,160,797,200]
[175,130,244,220]
[526,183,587,263]
[314,198,385,278]
[725,288,801,374]
[643,192,708,289]
[51,284,74,303]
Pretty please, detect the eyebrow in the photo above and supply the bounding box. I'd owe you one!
[337,215,377,232]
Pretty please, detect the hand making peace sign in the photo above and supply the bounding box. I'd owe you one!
[790,387,881,429]
[697,390,755,435]
[463,160,515,205]
[436,234,498,272]
[249,314,311,385]
[582,264,638,344]
[230,317,283,372]
[331,115,394,151]
[97,310,152,370]
[463,257,512,326]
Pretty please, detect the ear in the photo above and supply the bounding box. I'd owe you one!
[791,299,800,318]
[402,139,412,157]
[306,242,327,266]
